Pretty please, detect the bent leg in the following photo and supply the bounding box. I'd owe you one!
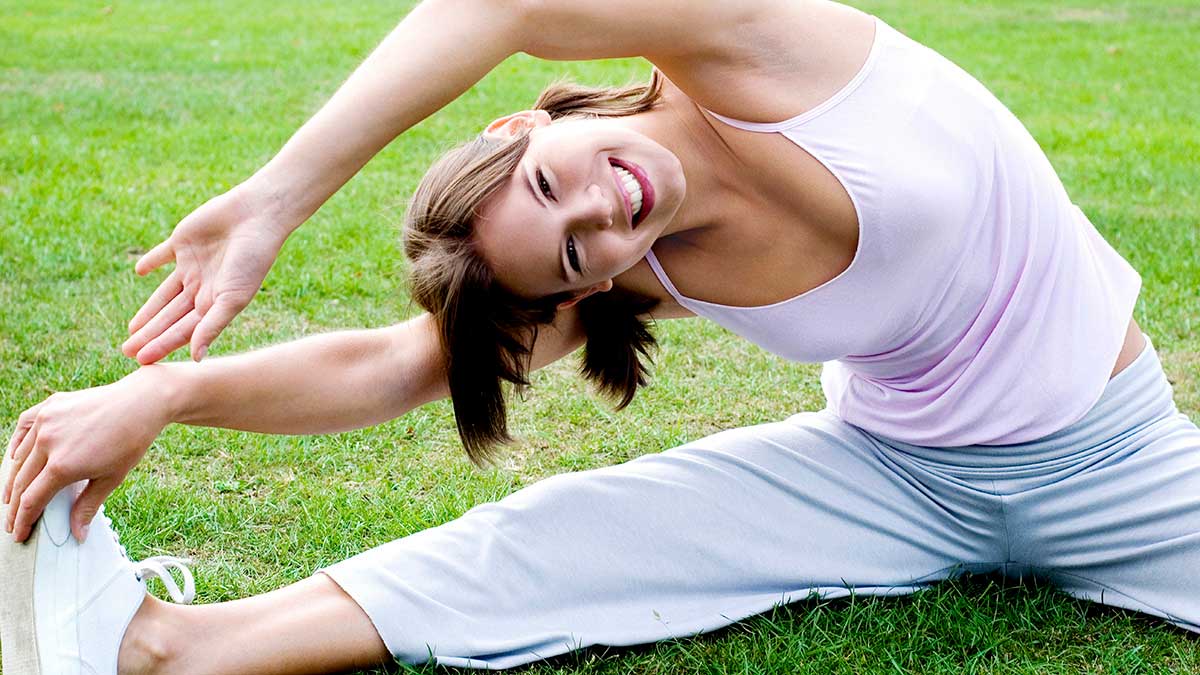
[1008,345,1200,630]
[321,411,1006,669]
[1011,411,1200,629]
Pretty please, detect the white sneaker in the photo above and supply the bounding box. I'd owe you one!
[0,457,195,675]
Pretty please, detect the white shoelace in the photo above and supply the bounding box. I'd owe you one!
[98,507,197,605]
[133,556,197,604]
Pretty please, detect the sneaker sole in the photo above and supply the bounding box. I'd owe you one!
[0,452,42,675]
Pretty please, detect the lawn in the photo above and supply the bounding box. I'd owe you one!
[2,0,1198,672]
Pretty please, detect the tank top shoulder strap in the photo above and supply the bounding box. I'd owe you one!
[700,15,889,133]
[643,249,691,306]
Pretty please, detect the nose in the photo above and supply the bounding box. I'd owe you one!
[564,183,613,230]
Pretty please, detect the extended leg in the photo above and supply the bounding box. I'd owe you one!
[7,411,1003,675]
[321,411,1007,669]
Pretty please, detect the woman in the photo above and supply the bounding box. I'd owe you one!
[2,0,1196,672]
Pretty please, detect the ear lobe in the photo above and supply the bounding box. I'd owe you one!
[555,280,613,311]
[482,109,552,141]
[556,297,581,311]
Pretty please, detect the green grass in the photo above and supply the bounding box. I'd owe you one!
[2,0,1198,672]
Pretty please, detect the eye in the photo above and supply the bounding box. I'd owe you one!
[536,169,553,200]
[566,236,581,274]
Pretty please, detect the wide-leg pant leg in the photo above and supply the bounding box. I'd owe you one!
[320,411,1005,669]
[1005,344,1200,630]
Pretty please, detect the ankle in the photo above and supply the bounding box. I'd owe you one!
[117,595,180,675]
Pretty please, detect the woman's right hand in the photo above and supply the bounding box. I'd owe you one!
[124,184,295,364]
[3,367,177,543]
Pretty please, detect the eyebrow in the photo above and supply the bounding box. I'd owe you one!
[522,164,567,284]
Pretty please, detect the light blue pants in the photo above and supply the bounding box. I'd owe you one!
[321,338,1200,669]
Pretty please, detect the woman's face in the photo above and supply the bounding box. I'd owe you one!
[473,110,686,303]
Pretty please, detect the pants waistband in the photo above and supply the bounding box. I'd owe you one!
[869,335,1177,478]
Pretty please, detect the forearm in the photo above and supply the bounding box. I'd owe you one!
[143,316,448,435]
[247,0,524,227]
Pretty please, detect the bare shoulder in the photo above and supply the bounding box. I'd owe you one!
[516,0,878,125]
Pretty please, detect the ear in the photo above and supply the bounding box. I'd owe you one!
[482,109,553,141]
[556,279,614,311]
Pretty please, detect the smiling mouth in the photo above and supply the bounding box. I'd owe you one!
[609,158,655,228]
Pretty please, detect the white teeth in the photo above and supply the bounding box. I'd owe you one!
[613,165,643,218]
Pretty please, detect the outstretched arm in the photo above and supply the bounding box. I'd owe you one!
[159,309,582,435]
[248,0,749,216]
[155,315,450,436]
[127,0,755,363]
[9,308,587,544]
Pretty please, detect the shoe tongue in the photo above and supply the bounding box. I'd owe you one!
[86,508,133,565]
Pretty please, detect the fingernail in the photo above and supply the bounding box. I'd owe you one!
[196,346,207,361]
[80,524,89,542]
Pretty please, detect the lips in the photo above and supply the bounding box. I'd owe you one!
[609,158,655,229]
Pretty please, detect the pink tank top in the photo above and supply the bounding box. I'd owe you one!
[644,16,1141,446]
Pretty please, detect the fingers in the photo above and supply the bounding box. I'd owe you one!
[6,443,48,539]
[135,308,203,365]
[123,289,195,359]
[135,239,175,276]
[9,472,58,543]
[4,424,37,504]
[71,477,119,543]
[190,295,243,362]
[7,403,42,458]
[128,269,183,337]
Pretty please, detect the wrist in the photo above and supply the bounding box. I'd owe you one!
[239,165,322,238]
[128,364,194,427]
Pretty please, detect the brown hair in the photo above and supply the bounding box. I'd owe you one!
[404,69,665,465]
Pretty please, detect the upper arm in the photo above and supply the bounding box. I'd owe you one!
[513,0,766,65]
[510,0,840,124]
